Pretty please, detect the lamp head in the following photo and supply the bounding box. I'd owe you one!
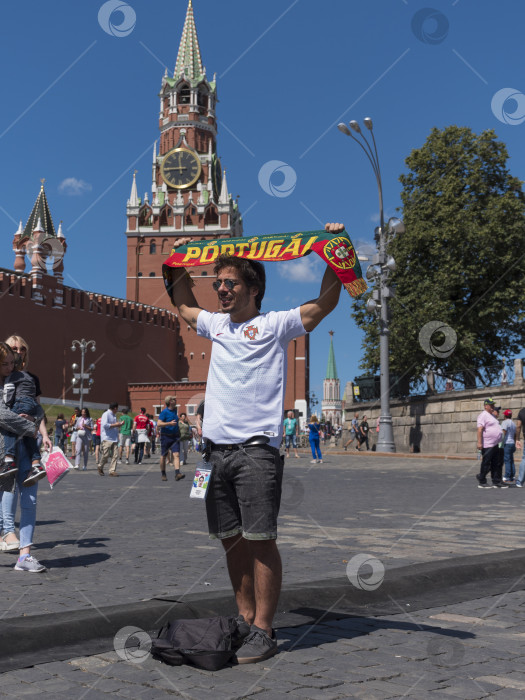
[365,265,379,281]
[363,117,373,130]
[91,344,96,352]
[88,363,96,372]
[72,377,78,386]
[71,345,76,352]
[388,217,405,235]
[72,363,79,371]
[365,298,379,313]
[349,120,361,134]
[337,123,351,136]
[385,256,396,272]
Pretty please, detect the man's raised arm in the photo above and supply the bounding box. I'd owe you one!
[166,237,205,330]
[300,222,343,332]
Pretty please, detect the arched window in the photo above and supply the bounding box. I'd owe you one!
[190,353,194,360]
[161,238,170,254]
[197,86,207,108]
[149,240,157,254]
[159,206,171,227]
[179,83,190,104]
[205,206,218,226]
[185,206,197,226]
[139,206,152,227]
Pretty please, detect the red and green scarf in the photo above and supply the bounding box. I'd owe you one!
[162,229,367,299]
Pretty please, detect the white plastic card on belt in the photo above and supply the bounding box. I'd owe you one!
[190,463,212,499]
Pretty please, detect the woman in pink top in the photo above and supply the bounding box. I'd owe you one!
[476,399,506,488]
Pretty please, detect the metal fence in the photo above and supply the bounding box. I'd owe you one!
[354,362,518,402]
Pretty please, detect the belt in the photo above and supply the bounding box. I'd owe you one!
[208,436,270,451]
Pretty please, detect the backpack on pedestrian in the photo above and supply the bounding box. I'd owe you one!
[151,615,247,670]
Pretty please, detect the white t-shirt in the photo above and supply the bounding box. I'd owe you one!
[197,307,306,448]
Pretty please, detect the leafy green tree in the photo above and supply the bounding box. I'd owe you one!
[353,125,525,389]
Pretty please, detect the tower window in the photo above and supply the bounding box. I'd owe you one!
[149,241,156,254]
[179,84,190,104]
[149,272,155,277]
[197,87,207,108]
[205,206,218,225]
[190,353,194,359]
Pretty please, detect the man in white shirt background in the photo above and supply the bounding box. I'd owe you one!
[99,402,124,477]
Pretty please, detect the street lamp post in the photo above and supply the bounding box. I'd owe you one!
[338,118,404,452]
[71,338,96,410]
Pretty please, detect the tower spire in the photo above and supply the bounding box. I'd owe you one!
[23,181,57,240]
[326,331,338,379]
[174,0,204,81]
[129,170,139,206]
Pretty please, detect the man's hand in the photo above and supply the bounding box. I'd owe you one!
[325,222,345,236]
[299,222,344,332]
[173,236,194,248]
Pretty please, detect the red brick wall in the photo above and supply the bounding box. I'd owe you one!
[1,270,179,407]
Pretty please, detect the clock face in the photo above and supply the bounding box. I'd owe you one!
[161,148,202,189]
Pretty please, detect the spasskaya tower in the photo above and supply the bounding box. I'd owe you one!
[125,0,242,381]
[124,0,308,421]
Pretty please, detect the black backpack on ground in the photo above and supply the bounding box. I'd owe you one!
[150,615,246,671]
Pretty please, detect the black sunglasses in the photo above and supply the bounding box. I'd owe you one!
[212,279,239,292]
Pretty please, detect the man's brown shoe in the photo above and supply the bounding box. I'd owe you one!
[175,472,186,481]
[97,467,104,476]
[161,473,168,481]
[109,472,119,477]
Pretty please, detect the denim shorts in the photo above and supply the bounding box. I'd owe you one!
[205,444,284,541]
[285,434,297,449]
[160,434,180,456]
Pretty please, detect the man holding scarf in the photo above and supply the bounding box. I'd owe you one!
[166,222,344,664]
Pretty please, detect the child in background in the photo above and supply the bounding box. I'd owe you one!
[501,409,516,483]
[0,343,47,486]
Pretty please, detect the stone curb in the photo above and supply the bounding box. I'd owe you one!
[2,548,525,672]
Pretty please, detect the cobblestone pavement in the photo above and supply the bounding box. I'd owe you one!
[2,450,525,620]
[3,589,525,698]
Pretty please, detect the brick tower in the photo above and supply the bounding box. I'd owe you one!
[125,0,242,382]
[124,0,309,417]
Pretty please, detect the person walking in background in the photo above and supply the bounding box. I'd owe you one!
[69,407,80,459]
[501,409,516,483]
[98,402,123,477]
[157,396,184,482]
[359,415,370,451]
[178,412,191,467]
[283,410,300,459]
[133,407,151,466]
[118,407,133,465]
[74,408,93,471]
[54,413,67,452]
[93,415,101,465]
[308,415,323,464]
[476,398,507,489]
[344,413,359,451]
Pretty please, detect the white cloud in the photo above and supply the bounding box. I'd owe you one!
[277,256,321,282]
[58,178,93,196]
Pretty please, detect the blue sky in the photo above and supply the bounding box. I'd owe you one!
[1,0,525,404]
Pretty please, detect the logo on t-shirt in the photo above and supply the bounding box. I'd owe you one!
[244,325,259,340]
